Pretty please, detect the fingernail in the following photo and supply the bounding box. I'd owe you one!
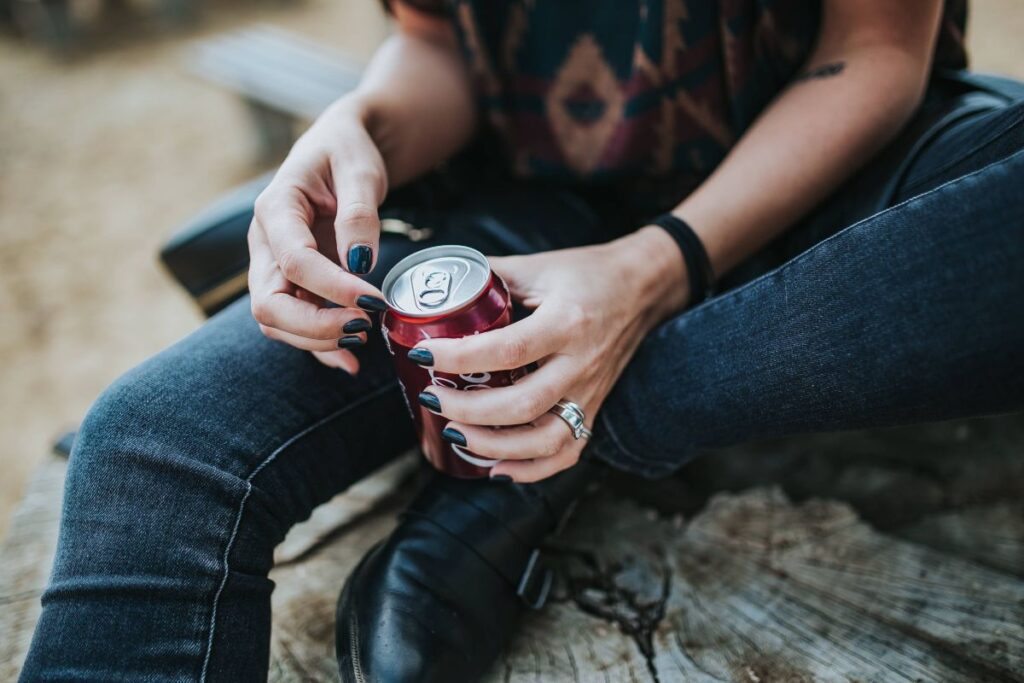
[338,335,365,349]
[347,244,373,274]
[343,318,371,334]
[441,427,466,447]
[417,391,441,413]
[356,295,388,312]
[491,474,513,482]
[407,348,434,366]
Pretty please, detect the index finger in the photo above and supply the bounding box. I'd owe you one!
[330,156,385,276]
[412,302,569,374]
[255,187,383,307]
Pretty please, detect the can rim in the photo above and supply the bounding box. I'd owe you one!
[381,244,492,319]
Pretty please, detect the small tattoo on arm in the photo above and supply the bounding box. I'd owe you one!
[792,61,846,84]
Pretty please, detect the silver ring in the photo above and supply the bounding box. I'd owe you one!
[549,400,592,440]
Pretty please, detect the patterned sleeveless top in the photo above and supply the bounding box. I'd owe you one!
[392,0,968,214]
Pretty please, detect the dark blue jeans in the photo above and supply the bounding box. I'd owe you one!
[22,98,1024,679]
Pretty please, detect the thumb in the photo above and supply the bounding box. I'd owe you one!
[487,255,535,300]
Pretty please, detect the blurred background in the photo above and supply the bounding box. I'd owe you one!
[0,0,1022,536]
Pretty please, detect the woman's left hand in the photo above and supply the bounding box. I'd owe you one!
[412,227,688,482]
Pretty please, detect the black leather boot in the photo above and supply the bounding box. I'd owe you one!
[335,458,603,682]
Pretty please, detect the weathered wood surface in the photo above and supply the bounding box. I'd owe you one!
[3,414,1024,682]
[273,454,416,566]
[539,490,1023,682]
[0,455,66,683]
[266,486,1024,683]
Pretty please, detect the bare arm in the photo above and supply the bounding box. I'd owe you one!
[247,4,475,370]
[340,4,476,187]
[631,0,946,316]
[372,0,949,481]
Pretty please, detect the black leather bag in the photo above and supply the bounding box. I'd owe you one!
[160,173,271,316]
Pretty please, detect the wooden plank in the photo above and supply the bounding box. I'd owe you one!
[267,485,1024,682]
[0,455,66,681]
[673,490,1023,680]
[5,443,1023,682]
[488,489,1024,683]
[187,25,363,121]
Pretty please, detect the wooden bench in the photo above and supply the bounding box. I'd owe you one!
[3,414,1023,681]
[187,25,363,161]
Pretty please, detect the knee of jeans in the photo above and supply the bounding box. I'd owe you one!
[54,361,259,583]
[72,361,176,472]
[66,355,247,522]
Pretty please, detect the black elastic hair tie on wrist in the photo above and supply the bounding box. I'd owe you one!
[650,213,717,305]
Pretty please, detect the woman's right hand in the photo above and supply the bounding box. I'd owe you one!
[248,101,390,374]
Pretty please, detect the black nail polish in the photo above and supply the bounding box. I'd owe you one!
[347,245,373,274]
[338,335,365,349]
[407,348,434,366]
[356,295,388,313]
[441,427,466,447]
[343,318,371,334]
[418,391,441,413]
[491,474,514,483]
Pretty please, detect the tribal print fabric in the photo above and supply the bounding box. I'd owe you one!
[392,0,967,213]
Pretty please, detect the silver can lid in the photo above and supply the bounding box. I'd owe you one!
[382,245,492,317]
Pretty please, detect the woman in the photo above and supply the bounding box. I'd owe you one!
[23,0,1024,681]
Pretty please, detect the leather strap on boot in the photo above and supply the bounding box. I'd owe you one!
[400,485,554,609]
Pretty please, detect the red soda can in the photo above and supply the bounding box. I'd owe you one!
[381,245,525,478]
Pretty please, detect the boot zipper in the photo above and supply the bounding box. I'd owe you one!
[350,610,366,683]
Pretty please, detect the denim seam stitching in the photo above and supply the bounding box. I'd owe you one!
[198,379,399,682]
[899,107,1024,197]
[593,145,1024,474]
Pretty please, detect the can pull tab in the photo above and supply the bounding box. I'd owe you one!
[413,267,452,308]
[404,257,474,313]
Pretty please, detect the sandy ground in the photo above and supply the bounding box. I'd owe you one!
[0,0,389,535]
[0,0,1022,537]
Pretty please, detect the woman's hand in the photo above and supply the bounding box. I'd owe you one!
[412,227,689,482]
[247,100,391,373]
